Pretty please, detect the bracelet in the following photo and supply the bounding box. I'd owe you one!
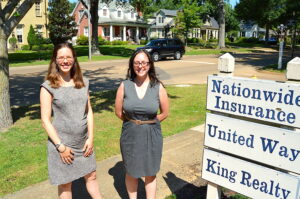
[58,145,67,153]
[55,141,62,149]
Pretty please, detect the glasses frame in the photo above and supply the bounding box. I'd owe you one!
[56,56,74,63]
[133,61,150,67]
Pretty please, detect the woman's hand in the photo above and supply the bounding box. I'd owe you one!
[83,138,94,157]
[59,145,74,164]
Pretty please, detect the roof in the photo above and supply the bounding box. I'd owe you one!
[160,9,178,17]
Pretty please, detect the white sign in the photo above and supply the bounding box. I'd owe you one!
[204,113,300,174]
[207,75,300,128]
[202,149,300,199]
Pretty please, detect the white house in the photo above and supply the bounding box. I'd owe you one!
[72,0,149,42]
[147,9,219,40]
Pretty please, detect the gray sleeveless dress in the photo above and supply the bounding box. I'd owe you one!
[41,78,96,185]
[121,80,163,178]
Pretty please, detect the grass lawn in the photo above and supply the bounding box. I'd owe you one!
[0,84,207,196]
[260,63,287,73]
[9,44,263,67]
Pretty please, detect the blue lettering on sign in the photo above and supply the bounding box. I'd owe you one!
[206,158,237,183]
[240,170,291,199]
[206,124,254,148]
[260,137,300,161]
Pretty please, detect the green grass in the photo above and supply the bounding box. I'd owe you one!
[8,44,261,67]
[0,84,207,196]
[260,63,287,73]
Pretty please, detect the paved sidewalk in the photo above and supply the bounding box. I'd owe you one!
[2,125,206,199]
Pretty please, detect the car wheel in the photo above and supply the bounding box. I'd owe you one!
[152,52,160,62]
[174,51,181,60]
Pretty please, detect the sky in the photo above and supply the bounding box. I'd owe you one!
[68,0,240,7]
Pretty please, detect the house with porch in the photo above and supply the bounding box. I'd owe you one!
[72,0,149,43]
[147,9,219,40]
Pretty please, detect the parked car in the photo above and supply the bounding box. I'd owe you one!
[136,38,185,62]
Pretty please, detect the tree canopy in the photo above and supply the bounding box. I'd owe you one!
[48,0,77,45]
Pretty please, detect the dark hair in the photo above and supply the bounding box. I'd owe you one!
[46,42,85,88]
[126,49,161,87]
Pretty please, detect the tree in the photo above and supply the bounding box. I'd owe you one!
[48,0,77,45]
[0,0,37,131]
[27,24,42,49]
[235,0,286,42]
[173,0,202,45]
[80,0,101,55]
[217,0,225,48]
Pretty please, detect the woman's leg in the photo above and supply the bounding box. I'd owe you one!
[84,171,102,199]
[145,176,157,199]
[125,173,138,199]
[58,182,72,199]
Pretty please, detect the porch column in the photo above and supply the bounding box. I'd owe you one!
[109,25,113,41]
[123,26,126,41]
[136,27,140,44]
[206,29,208,41]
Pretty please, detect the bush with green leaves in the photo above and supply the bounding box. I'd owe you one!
[140,39,148,45]
[9,36,17,49]
[98,36,107,45]
[111,40,129,45]
[31,45,40,51]
[21,45,30,50]
[76,35,89,45]
[208,38,218,43]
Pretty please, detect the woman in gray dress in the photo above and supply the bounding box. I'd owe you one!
[115,49,169,199]
[40,43,102,199]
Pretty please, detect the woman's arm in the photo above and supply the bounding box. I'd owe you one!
[83,94,94,157]
[115,82,125,121]
[157,83,169,122]
[40,87,74,164]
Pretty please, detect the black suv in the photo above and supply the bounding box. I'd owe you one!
[136,38,185,62]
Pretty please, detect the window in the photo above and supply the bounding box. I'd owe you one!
[79,10,84,18]
[16,25,23,43]
[158,17,164,24]
[103,9,107,16]
[84,27,89,36]
[36,25,43,36]
[35,1,41,17]
[103,27,109,36]
[118,10,121,18]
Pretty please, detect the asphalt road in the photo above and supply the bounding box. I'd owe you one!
[9,51,289,106]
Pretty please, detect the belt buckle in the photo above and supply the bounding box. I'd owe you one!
[136,120,142,125]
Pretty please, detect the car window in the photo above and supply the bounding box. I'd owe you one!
[161,41,167,47]
[168,40,175,46]
[175,40,182,46]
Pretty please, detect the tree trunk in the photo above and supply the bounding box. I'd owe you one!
[90,0,101,55]
[217,0,225,49]
[265,24,270,44]
[0,31,13,132]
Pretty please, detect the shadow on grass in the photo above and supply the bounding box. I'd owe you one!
[11,105,40,122]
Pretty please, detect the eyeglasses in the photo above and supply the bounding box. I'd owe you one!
[133,61,149,67]
[56,56,74,62]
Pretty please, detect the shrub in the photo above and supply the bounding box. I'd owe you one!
[9,36,17,49]
[98,36,106,45]
[111,40,129,45]
[76,35,88,45]
[21,45,30,50]
[208,38,218,42]
[140,39,148,45]
[236,37,259,43]
[32,45,40,51]
[46,44,54,50]
[42,38,52,44]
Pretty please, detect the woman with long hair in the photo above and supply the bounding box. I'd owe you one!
[115,49,169,198]
[40,43,102,199]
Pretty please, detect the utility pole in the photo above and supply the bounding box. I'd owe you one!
[278,24,285,70]
[87,0,92,61]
